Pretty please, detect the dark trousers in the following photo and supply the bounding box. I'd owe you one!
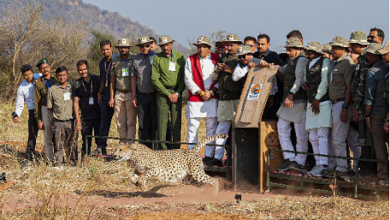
[27,110,38,160]
[137,92,157,149]
[53,119,78,166]
[370,115,389,179]
[355,120,376,176]
[98,89,114,149]
[81,119,101,157]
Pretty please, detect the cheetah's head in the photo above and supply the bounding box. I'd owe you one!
[114,143,149,161]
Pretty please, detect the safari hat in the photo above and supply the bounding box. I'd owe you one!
[378,41,389,54]
[114,38,133,48]
[236,45,254,56]
[136,36,152,46]
[349,31,369,46]
[365,43,386,55]
[283,38,304,49]
[193,36,213,48]
[322,43,332,54]
[225,34,243,44]
[305,42,324,55]
[330,36,349,48]
[36,58,49,68]
[158,35,175,45]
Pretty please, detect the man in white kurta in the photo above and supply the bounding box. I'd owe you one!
[185,36,220,164]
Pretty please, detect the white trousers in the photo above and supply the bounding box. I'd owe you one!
[309,127,329,166]
[187,117,218,154]
[277,111,308,165]
[331,101,349,171]
[347,126,361,171]
[208,120,231,160]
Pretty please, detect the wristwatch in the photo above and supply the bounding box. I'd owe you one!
[289,92,294,95]
[342,104,348,109]
[175,92,180,97]
[210,90,215,96]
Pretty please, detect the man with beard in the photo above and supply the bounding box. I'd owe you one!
[211,34,242,166]
[73,60,101,158]
[151,35,186,150]
[367,27,385,45]
[34,58,58,165]
[185,36,219,164]
[109,38,137,144]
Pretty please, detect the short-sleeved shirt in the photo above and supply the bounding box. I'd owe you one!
[34,76,58,123]
[132,53,156,94]
[99,53,118,91]
[328,53,355,101]
[47,82,74,121]
[73,75,101,120]
[112,54,135,90]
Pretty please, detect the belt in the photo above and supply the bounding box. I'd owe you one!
[332,98,345,104]
[54,118,73,122]
[117,89,130,93]
[165,86,177,91]
[137,90,156,95]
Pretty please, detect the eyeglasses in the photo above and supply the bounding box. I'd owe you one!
[140,44,150,48]
[367,35,377,39]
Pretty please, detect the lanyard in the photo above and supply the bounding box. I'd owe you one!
[104,60,112,80]
[45,78,52,88]
[170,53,174,62]
[81,79,93,95]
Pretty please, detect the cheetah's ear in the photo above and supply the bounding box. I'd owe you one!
[129,144,138,150]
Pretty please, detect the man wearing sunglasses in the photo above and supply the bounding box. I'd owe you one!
[367,27,385,45]
[132,36,157,149]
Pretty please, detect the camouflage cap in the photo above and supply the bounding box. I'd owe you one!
[114,38,133,48]
[305,41,324,55]
[36,58,49,68]
[365,43,386,55]
[225,34,243,44]
[349,31,369,46]
[236,45,254,56]
[283,38,304,48]
[158,35,175,45]
[193,36,213,48]
[330,36,349,48]
[378,41,389,54]
[322,43,332,54]
[136,36,152,46]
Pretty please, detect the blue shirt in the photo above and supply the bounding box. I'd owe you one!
[14,73,41,117]
[99,53,119,93]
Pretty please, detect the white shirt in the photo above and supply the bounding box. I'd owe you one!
[184,54,218,118]
[14,73,41,117]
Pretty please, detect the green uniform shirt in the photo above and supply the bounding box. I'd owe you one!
[112,54,135,90]
[47,82,74,121]
[34,76,58,123]
[328,53,355,101]
[151,50,185,97]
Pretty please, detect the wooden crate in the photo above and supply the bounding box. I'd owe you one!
[259,120,284,192]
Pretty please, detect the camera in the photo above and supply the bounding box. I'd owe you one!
[11,112,18,119]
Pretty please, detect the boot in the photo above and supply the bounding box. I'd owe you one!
[26,145,34,161]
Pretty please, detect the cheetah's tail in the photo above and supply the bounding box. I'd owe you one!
[191,133,229,153]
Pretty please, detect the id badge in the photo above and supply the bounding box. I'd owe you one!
[63,92,71,101]
[122,67,129,77]
[168,62,176,72]
[105,80,108,87]
[150,58,153,65]
[89,97,94,105]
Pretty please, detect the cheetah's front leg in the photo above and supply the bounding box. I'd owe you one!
[138,170,152,192]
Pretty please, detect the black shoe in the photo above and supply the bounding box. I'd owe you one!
[277,159,294,172]
[336,170,351,183]
[202,156,213,165]
[210,158,223,167]
[290,162,307,173]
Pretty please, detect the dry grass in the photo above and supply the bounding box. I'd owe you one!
[0,102,388,219]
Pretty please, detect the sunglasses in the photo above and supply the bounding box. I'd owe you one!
[367,35,377,39]
[238,54,250,59]
[140,44,150,48]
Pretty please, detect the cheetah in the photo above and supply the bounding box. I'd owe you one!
[115,133,228,192]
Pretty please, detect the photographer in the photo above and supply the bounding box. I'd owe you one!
[12,64,41,162]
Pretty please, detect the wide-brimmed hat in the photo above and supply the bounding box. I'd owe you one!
[136,36,152,46]
[378,41,389,54]
[225,34,243,44]
[349,31,369,46]
[236,45,254,56]
[158,35,175,45]
[322,43,332,54]
[193,36,213,48]
[330,36,349,48]
[283,38,304,49]
[365,43,386,55]
[36,58,49,68]
[305,42,324,55]
[114,38,133,48]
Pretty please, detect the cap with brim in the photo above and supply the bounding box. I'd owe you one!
[136,36,152,46]
[225,34,243,44]
[322,43,332,54]
[305,42,324,55]
[378,41,389,54]
[158,35,175,45]
[36,58,49,68]
[114,38,133,48]
[349,31,369,46]
[330,36,349,48]
[283,38,304,48]
[236,45,254,56]
[193,36,213,48]
[365,43,386,55]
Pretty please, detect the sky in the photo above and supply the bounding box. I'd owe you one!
[83,0,389,52]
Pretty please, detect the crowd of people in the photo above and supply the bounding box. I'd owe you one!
[12,28,389,186]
